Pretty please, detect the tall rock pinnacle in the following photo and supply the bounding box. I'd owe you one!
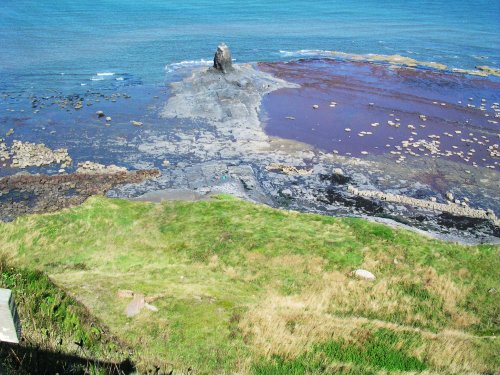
[213,43,233,73]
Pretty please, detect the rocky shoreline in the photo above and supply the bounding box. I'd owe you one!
[1,54,498,244]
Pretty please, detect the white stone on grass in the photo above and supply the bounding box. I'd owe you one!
[352,269,376,280]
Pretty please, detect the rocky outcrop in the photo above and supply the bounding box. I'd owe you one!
[75,161,127,174]
[0,169,160,221]
[347,185,499,226]
[10,141,71,169]
[162,62,298,157]
[213,43,233,73]
[265,163,311,176]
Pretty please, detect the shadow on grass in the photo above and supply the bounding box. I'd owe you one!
[0,341,136,375]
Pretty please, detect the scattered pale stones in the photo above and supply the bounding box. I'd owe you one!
[10,140,72,169]
[75,161,127,174]
[352,269,376,281]
[265,163,311,176]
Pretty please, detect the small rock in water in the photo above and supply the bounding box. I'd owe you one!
[162,160,170,167]
[312,104,319,109]
[96,110,105,118]
[131,121,143,126]
[6,128,14,137]
[352,269,376,280]
[106,116,112,122]
[446,191,454,201]
[332,168,344,175]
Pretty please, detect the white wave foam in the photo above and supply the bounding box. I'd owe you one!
[115,77,124,81]
[165,59,213,73]
[279,49,327,58]
[91,72,119,81]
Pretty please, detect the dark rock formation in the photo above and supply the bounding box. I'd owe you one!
[0,169,160,221]
[213,43,233,73]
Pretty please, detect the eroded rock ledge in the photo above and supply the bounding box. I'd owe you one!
[0,169,159,221]
[347,185,499,227]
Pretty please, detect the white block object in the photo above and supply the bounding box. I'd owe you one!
[0,288,21,343]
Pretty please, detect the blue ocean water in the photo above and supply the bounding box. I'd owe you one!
[0,0,499,94]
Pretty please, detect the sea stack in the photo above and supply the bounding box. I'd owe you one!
[213,43,233,73]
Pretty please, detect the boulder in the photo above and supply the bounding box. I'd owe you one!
[213,43,233,73]
[352,269,376,280]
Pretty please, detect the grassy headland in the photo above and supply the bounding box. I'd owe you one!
[0,195,498,374]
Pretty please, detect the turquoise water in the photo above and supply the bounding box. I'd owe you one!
[0,0,499,93]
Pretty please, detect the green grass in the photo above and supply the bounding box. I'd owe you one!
[0,260,129,374]
[0,195,498,374]
[253,329,427,374]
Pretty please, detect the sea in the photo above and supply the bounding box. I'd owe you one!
[1,0,499,95]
